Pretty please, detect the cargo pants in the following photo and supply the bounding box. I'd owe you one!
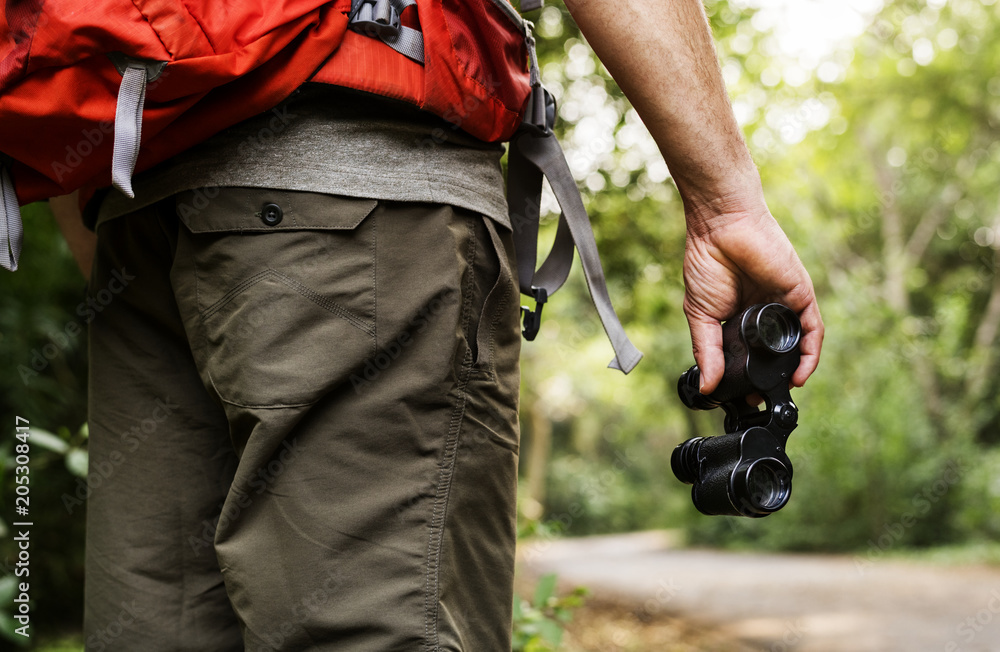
[83,188,522,651]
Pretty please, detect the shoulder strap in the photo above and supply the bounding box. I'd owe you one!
[507,31,642,374]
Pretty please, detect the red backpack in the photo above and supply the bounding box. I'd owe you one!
[0,0,529,208]
[0,0,642,372]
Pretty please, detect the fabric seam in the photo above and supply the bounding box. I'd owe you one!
[128,0,175,59]
[176,0,218,54]
[422,217,478,651]
[201,268,374,336]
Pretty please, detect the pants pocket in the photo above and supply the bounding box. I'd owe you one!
[172,188,379,408]
[471,215,518,372]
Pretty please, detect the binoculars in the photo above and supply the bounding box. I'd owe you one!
[671,303,801,518]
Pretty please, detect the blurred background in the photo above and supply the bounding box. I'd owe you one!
[4,0,1000,649]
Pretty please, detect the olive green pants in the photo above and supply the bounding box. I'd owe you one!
[83,189,521,651]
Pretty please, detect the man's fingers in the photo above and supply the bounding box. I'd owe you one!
[688,298,823,392]
[686,312,725,394]
[792,301,824,387]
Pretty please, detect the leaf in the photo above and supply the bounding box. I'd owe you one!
[532,573,558,608]
[0,576,17,604]
[537,619,564,647]
[27,429,69,455]
[524,639,555,652]
[0,610,30,646]
[65,448,89,478]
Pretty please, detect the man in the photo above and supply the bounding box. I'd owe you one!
[50,0,823,649]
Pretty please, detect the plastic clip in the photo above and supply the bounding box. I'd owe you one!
[520,286,548,341]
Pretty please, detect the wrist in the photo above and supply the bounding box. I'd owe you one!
[679,172,768,237]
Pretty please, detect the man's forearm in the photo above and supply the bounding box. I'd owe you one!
[565,0,824,391]
[564,0,760,223]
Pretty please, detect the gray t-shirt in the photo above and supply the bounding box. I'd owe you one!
[96,85,510,228]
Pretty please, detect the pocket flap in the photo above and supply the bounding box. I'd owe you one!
[175,188,379,233]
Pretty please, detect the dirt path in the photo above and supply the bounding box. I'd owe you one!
[518,531,1000,651]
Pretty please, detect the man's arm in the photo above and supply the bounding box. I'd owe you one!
[564,0,823,392]
[49,191,96,281]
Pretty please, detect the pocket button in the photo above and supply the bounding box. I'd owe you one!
[260,203,283,226]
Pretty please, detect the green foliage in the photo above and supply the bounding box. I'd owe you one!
[512,574,588,652]
[0,203,89,645]
[0,203,89,423]
[519,0,1000,556]
[7,0,1000,644]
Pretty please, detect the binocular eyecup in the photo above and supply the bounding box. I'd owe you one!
[671,303,802,518]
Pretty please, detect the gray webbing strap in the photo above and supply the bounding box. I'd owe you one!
[520,0,544,11]
[507,128,643,374]
[111,62,148,199]
[508,135,573,297]
[0,162,23,272]
[349,0,424,64]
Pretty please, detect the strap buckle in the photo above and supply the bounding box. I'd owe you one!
[523,85,557,135]
[350,0,401,40]
[347,0,424,64]
[522,27,557,135]
[520,286,548,341]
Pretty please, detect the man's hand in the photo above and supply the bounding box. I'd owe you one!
[682,198,823,394]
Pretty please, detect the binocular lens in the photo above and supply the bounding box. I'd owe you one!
[755,306,799,353]
[745,459,790,512]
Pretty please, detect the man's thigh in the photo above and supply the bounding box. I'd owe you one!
[166,189,522,651]
[85,200,243,651]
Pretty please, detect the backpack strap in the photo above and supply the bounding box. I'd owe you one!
[108,55,167,199]
[349,0,425,64]
[0,55,166,273]
[507,31,642,374]
[0,157,22,272]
